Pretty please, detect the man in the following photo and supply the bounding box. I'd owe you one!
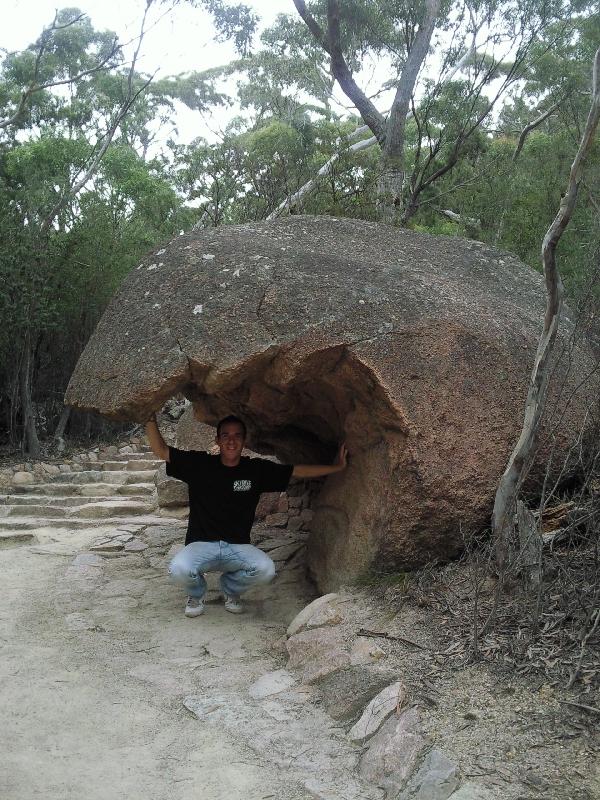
[144,412,348,617]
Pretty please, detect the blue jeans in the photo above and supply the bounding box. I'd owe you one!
[168,540,276,599]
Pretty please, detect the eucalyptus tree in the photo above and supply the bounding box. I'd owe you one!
[194,0,585,224]
[0,7,178,454]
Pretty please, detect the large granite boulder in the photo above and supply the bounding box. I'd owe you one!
[65,216,597,590]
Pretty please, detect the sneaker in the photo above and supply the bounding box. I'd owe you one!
[223,594,244,614]
[184,596,205,617]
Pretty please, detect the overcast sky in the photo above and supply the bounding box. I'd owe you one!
[2,0,294,143]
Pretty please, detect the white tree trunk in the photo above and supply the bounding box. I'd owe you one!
[491,47,600,571]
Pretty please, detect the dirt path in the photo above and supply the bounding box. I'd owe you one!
[0,523,334,800]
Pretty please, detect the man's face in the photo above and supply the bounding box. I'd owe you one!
[216,421,246,463]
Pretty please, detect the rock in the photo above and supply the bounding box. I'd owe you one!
[287,517,304,532]
[398,749,460,800]
[72,552,104,567]
[255,491,280,520]
[248,669,297,699]
[268,541,304,563]
[349,638,386,665]
[360,707,426,797]
[277,496,289,513]
[286,628,351,684]
[156,463,189,508]
[142,525,184,549]
[287,593,342,637]
[448,784,494,800]
[12,471,34,485]
[42,464,61,475]
[65,216,598,590]
[317,666,400,721]
[87,451,98,462]
[348,681,407,743]
[123,538,148,552]
[119,445,134,454]
[265,512,288,528]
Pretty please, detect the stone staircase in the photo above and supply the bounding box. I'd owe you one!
[0,446,176,539]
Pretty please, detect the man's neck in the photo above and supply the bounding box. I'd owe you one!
[220,455,241,467]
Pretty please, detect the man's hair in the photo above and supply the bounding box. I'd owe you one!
[216,415,247,438]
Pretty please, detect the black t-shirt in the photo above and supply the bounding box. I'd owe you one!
[166,446,293,545]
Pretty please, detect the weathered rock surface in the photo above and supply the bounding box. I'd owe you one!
[65,216,598,588]
[360,707,426,798]
[348,681,407,743]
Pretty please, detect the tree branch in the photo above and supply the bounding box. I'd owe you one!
[0,14,120,130]
[512,98,564,161]
[382,0,440,161]
[292,0,386,143]
[39,4,154,235]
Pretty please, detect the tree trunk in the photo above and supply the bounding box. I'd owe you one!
[19,329,41,457]
[491,46,600,571]
[376,158,405,223]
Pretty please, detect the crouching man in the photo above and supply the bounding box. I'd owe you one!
[144,413,347,617]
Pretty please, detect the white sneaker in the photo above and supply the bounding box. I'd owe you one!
[223,594,244,614]
[184,596,205,617]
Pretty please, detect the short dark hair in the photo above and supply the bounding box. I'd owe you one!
[216,415,247,438]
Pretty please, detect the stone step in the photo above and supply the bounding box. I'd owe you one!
[83,459,161,472]
[74,500,157,519]
[0,494,152,508]
[10,482,156,497]
[0,514,183,531]
[1,500,156,519]
[49,470,156,485]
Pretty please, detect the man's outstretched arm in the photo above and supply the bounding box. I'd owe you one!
[144,413,170,462]
[292,443,348,479]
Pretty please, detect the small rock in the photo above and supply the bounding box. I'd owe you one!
[286,627,351,684]
[87,451,98,462]
[248,669,297,699]
[447,784,494,800]
[277,496,289,513]
[288,496,302,508]
[287,517,304,531]
[348,681,407,743]
[360,707,425,796]
[287,593,340,637]
[350,638,386,665]
[318,665,400,721]
[72,553,104,568]
[42,464,61,475]
[399,749,460,800]
[119,445,134,454]
[265,512,288,527]
[124,538,148,552]
[12,471,34,485]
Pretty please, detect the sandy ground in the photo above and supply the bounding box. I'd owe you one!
[0,525,320,800]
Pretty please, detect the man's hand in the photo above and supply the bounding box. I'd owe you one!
[333,442,348,470]
[291,442,349,479]
[144,413,170,462]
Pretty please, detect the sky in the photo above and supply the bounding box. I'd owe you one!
[2,0,290,144]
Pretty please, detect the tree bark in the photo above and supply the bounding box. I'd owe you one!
[19,329,41,457]
[376,0,440,222]
[491,46,600,572]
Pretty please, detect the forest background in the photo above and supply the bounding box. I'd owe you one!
[0,0,598,455]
